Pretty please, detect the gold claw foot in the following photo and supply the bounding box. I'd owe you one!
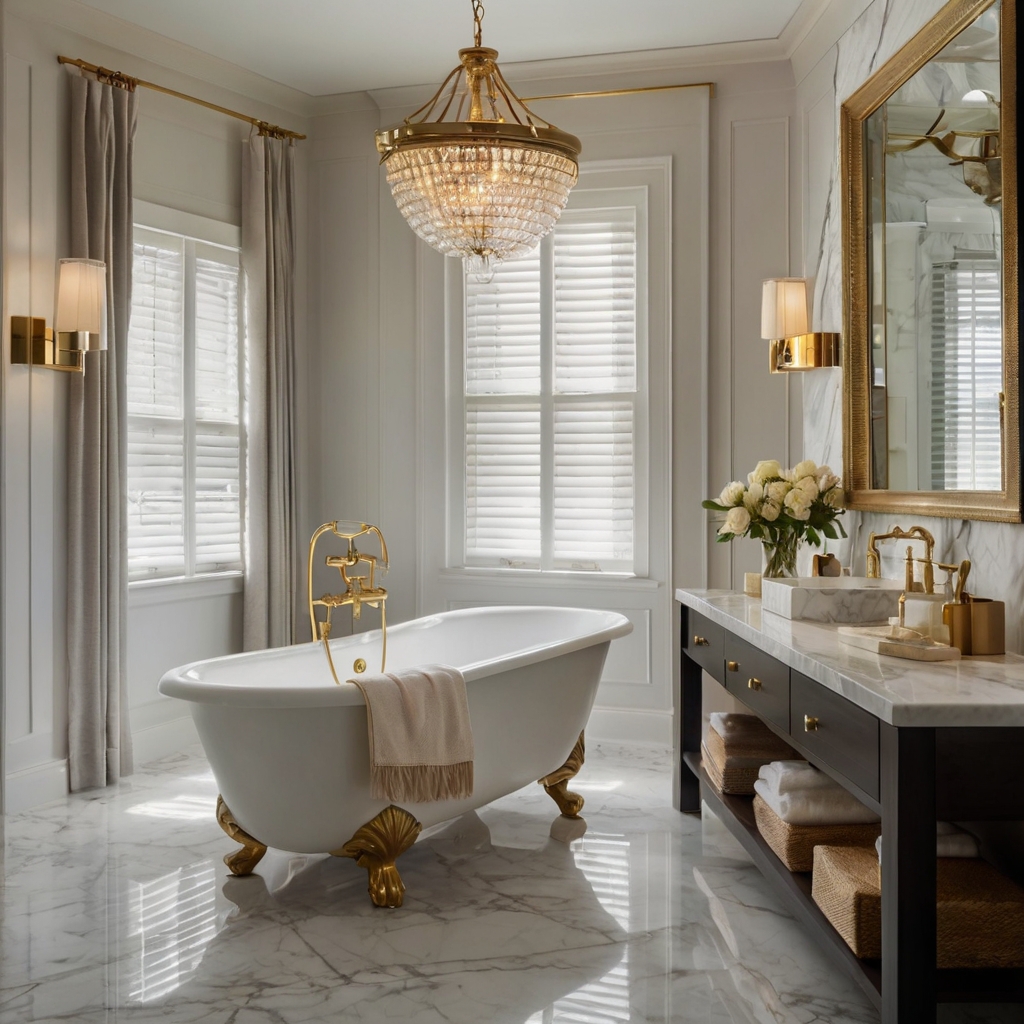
[539,732,586,818]
[216,795,268,876]
[332,805,422,908]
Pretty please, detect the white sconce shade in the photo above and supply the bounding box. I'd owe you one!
[55,258,106,349]
[761,278,809,340]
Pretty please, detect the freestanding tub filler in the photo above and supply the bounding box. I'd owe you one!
[159,606,632,906]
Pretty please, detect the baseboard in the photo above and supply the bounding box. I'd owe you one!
[586,706,673,745]
[5,759,68,814]
[131,712,199,766]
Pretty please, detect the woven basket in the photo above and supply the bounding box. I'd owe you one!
[813,844,1024,967]
[753,794,881,873]
[700,742,766,796]
[702,721,796,796]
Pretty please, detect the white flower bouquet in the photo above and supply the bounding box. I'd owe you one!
[702,459,847,577]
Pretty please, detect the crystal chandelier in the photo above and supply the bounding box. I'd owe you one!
[375,1,581,278]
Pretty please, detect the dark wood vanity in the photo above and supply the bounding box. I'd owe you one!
[676,589,1024,1024]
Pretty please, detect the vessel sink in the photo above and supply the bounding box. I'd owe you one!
[761,576,904,623]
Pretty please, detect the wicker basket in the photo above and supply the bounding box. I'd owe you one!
[813,844,1024,967]
[700,742,768,796]
[753,794,881,873]
[701,719,796,796]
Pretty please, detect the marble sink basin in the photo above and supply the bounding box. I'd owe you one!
[761,576,904,623]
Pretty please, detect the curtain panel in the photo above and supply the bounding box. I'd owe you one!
[242,133,299,650]
[66,71,137,790]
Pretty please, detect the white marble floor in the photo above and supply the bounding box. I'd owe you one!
[0,743,1017,1023]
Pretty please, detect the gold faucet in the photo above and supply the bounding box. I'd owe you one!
[865,525,935,591]
[307,521,389,684]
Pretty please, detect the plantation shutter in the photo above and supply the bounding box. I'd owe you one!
[127,225,243,581]
[462,201,639,572]
[194,254,242,573]
[127,233,186,578]
[930,259,1002,490]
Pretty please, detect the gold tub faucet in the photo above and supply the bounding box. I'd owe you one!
[307,521,389,683]
[865,525,935,591]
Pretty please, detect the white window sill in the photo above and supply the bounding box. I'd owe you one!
[129,572,244,607]
[438,568,660,591]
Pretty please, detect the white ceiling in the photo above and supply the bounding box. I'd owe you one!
[73,0,807,96]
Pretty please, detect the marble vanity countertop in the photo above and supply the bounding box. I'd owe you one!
[676,588,1024,728]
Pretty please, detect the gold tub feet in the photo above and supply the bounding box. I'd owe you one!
[332,805,422,908]
[539,732,586,818]
[216,795,268,876]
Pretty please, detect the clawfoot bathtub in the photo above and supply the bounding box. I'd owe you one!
[159,606,631,906]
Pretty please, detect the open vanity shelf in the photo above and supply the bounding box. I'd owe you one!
[676,589,1024,1023]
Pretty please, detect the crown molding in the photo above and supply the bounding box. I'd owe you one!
[788,0,876,86]
[5,0,316,122]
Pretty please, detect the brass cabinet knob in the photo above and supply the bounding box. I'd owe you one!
[727,660,739,672]
[747,677,762,691]
[693,635,710,646]
[804,715,819,732]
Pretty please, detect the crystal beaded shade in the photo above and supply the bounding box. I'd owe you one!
[375,7,580,274]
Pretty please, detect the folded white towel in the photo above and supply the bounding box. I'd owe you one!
[757,760,839,796]
[875,825,979,861]
[753,777,881,826]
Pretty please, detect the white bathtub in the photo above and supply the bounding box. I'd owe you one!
[159,606,632,857]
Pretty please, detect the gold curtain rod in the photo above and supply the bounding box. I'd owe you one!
[57,56,306,141]
[522,81,715,102]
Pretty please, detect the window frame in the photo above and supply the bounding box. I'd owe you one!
[446,182,651,578]
[127,203,245,586]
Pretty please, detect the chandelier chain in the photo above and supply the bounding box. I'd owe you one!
[472,0,485,46]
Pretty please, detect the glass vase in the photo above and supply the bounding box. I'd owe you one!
[762,534,799,579]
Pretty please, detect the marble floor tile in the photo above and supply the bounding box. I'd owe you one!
[0,740,1014,1022]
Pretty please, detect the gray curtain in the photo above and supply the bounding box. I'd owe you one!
[66,72,137,790]
[242,133,298,650]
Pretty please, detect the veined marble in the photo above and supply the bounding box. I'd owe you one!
[760,576,903,624]
[678,587,1024,726]
[1,743,1016,1022]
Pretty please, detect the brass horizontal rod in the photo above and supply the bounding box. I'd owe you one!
[522,81,715,102]
[57,56,306,141]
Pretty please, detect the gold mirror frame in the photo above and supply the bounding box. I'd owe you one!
[841,0,1019,521]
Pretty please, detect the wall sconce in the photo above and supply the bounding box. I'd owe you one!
[761,277,840,373]
[10,258,106,373]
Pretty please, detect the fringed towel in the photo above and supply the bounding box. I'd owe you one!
[350,665,474,803]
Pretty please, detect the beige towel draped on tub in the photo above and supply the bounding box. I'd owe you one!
[350,665,474,803]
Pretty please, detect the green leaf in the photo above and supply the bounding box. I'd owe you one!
[822,522,838,540]
[701,500,730,512]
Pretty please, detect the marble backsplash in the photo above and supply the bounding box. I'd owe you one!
[803,0,1024,654]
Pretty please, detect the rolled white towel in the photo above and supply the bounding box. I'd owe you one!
[875,824,979,861]
[753,777,881,826]
[757,760,838,797]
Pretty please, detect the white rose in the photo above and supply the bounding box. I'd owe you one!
[767,479,791,503]
[720,505,751,536]
[718,480,745,506]
[792,459,818,481]
[818,470,840,493]
[761,499,781,522]
[795,475,819,499]
[751,459,782,485]
[743,482,764,511]
[824,485,845,508]
[784,488,812,521]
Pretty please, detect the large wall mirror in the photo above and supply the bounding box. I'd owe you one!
[841,0,1018,520]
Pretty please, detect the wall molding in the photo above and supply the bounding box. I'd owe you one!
[4,759,68,815]
[587,706,673,746]
[131,710,199,767]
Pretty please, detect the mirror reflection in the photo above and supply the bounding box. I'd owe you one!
[865,2,1003,491]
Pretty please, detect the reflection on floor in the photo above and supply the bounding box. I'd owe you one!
[0,742,1017,1022]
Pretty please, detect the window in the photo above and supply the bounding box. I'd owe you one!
[929,258,1002,490]
[452,187,648,574]
[127,224,243,581]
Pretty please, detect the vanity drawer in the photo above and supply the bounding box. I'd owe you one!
[683,610,724,682]
[723,634,790,731]
[790,671,879,800]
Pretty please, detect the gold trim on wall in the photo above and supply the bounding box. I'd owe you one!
[841,0,1019,521]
